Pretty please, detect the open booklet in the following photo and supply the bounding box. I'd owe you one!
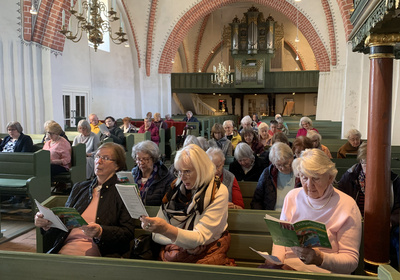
[264,214,331,248]
[115,184,149,219]
[35,200,88,232]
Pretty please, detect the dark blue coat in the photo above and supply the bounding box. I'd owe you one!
[0,133,33,152]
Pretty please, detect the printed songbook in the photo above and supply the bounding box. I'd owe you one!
[116,184,148,219]
[35,200,88,232]
[264,214,331,248]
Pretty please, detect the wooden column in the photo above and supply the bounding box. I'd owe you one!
[364,34,399,275]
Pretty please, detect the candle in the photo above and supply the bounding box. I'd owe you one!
[71,0,74,9]
[62,10,65,26]
[78,0,82,13]
[87,3,90,22]
[120,18,124,31]
[68,17,72,31]
[228,65,230,72]
[112,0,116,10]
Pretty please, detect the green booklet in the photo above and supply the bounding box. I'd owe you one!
[264,214,331,249]
[35,200,88,232]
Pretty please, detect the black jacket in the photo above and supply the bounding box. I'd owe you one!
[0,133,33,152]
[132,161,174,206]
[228,156,267,182]
[100,126,125,145]
[251,165,301,210]
[42,175,135,256]
[338,163,400,227]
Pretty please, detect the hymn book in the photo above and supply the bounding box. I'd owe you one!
[264,214,331,248]
[116,184,148,219]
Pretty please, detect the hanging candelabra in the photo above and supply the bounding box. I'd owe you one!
[59,0,127,52]
[212,11,233,87]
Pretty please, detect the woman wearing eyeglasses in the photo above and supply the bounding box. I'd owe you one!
[35,142,135,257]
[42,121,72,179]
[251,142,300,210]
[139,144,233,265]
[131,140,174,206]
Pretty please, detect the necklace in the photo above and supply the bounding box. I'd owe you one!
[306,191,333,210]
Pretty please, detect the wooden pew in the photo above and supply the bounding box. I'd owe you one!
[1,251,399,280]
[32,196,400,279]
[238,181,257,209]
[0,150,51,215]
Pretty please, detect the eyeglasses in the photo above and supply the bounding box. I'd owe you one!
[136,157,151,163]
[174,170,192,178]
[95,155,115,162]
[46,132,55,135]
[275,162,291,169]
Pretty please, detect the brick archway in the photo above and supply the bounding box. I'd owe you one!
[159,0,342,74]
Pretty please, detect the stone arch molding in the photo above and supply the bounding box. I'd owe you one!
[159,0,337,74]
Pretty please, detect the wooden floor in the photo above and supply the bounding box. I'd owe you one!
[0,227,36,252]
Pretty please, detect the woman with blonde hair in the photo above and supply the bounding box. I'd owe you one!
[269,149,362,274]
[43,121,71,179]
[258,122,270,148]
[140,144,232,265]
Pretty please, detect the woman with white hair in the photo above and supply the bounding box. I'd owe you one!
[131,140,174,206]
[337,129,362,158]
[207,147,244,209]
[228,142,266,181]
[307,130,332,159]
[73,119,101,179]
[269,148,362,274]
[223,120,241,150]
[296,116,318,138]
[139,144,232,265]
[239,115,257,133]
[251,142,300,210]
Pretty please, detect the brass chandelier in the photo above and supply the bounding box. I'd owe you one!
[60,0,127,51]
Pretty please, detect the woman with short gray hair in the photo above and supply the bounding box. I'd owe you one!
[251,142,299,210]
[228,143,266,182]
[131,140,174,206]
[73,119,100,179]
[0,121,33,152]
[207,147,244,209]
[337,129,362,158]
[296,116,318,138]
[307,130,332,159]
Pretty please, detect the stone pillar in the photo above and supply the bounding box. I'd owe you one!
[364,34,400,275]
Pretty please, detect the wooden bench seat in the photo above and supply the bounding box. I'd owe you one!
[0,150,51,215]
[1,251,398,280]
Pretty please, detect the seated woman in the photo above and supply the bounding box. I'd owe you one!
[292,136,313,158]
[0,121,33,152]
[139,144,232,265]
[100,116,125,145]
[131,140,174,206]
[270,148,362,274]
[120,117,136,133]
[229,143,266,182]
[338,142,400,268]
[252,114,262,128]
[271,132,292,148]
[307,130,332,159]
[268,120,279,138]
[208,123,232,157]
[43,121,71,179]
[34,142,135,256]
[258,122,270,148]
[337,129,362,158]
[251,142,300,210]
[206,147,244,209]
[42,120,69,143]
[241,127,264,155]
[139,118,160,145]
[296,117,318,138]
[223,120,241,150]
[276,116,289,135]
[153,113,168,130]
[73,120,100,179]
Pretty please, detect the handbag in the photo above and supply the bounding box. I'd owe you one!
[130,234,161,260]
